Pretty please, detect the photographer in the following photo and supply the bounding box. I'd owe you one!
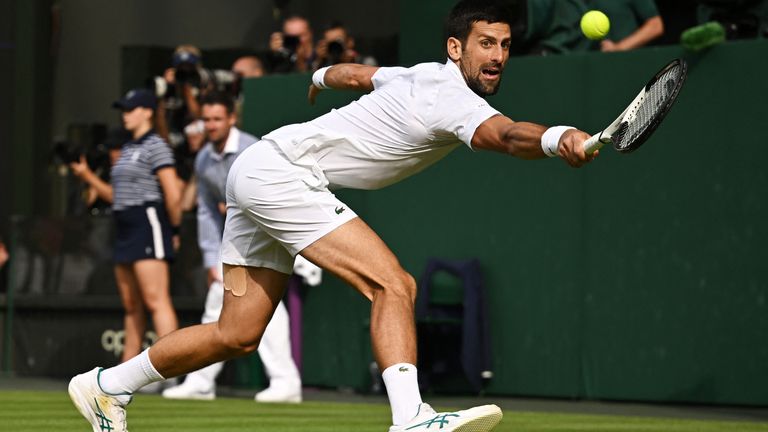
[314,22,378,69]
[154,45,238,147]
[52,125,128,215]
[268,15,315,73]
[154,45,206,150]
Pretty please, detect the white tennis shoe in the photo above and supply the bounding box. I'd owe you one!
[254,385,302,403]
[162,380,216,401]
[389,403,502,432]
[68,367,132,432]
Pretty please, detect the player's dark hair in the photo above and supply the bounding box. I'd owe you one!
[445,0,513,45]
[200,91,235,114]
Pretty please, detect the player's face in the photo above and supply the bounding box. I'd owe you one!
[458,21,511,97]
[202,104,236,145]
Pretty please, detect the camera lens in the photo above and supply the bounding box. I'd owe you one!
[283,35,300,53]
[328,40,345,57]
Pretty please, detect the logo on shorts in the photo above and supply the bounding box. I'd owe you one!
[335,206,346,215]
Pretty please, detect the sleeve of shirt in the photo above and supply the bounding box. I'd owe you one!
[632,0,660,21]
[371,66,410,89]
[147,139,176,172]
[196,172,224,269]
[429,85,501,149]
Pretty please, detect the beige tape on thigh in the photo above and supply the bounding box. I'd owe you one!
[223,266,248,297]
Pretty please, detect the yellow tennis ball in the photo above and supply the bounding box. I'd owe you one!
[581,10,610,40]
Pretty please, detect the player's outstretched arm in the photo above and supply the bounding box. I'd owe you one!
[308,64,380,104]
[472,115,597,167]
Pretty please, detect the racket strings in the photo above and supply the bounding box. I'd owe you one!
[616,65,684,150]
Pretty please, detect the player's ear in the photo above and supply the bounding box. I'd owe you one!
[447,37,462,61]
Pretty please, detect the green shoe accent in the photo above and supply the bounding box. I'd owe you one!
[96,368,132,397]
[93,398,115,432]
[406,413,460,429]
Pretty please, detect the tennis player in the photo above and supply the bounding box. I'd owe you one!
[69,1,596,431]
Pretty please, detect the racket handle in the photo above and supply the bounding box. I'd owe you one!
[583,134,607,155]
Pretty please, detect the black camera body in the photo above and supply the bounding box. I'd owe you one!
[282,35,301,55]
[53,141,85,164]
[327,39,346,64]
[52,124,118,173]
[174,63,202,87]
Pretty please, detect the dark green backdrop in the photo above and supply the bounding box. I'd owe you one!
[241,39,768,405]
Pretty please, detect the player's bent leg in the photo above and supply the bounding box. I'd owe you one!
[300,217,417,369]
[300,217,424,425]
[300,218,502,431]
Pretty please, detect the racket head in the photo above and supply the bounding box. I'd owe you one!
[612,58,688,153]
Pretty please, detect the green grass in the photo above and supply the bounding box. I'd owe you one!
[2,390,768,432]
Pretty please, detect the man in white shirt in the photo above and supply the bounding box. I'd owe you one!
[69,2,596,431]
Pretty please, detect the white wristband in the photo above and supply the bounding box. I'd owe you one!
[312,66,332,89]
[541,126,575,158]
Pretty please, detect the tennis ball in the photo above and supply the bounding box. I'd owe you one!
[581,10,610,40]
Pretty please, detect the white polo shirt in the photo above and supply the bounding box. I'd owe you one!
[263,60,500,190]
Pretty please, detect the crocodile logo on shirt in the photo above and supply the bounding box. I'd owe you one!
[335,206,346,215]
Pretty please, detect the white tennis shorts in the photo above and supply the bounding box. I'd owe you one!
[220,139,357,274]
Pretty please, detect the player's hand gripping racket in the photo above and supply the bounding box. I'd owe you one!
[583,59,687,155]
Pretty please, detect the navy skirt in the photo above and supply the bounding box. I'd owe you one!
[113,203,174,263]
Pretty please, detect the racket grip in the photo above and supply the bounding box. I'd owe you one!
[582,134,606,155]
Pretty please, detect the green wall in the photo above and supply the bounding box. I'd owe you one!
[241,39,768,405]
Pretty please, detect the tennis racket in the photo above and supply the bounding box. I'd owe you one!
[583,58,687,155]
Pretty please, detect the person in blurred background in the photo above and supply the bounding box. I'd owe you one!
[0,236,8,270]
[588,0,664,52]
[162,92,302,403]
[231,55,267,127]
[524,0,663,54]
[314,21,377,69]
[268,15,315,73]
[69,89,181,383]
[232,55,266,79]
[155,45,206,150]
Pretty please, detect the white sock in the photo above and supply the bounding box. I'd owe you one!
[98,349,165,395]
[382,363,423,425]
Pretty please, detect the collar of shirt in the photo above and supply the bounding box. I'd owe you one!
[128,129,156,145]
[208,127,241,161]
[444,59,465,84]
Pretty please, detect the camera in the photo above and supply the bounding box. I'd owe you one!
[174,63,202,87]
[53,140,85,164]
[52,124,118,175]
[282,35,301,55]
[327,39,346,63]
